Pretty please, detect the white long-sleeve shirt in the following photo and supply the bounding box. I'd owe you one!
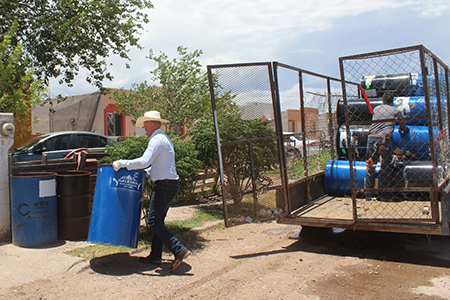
[122,129,179,182]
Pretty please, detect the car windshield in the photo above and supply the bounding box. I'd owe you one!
[13,134,51,152]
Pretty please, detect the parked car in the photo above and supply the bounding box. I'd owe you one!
[9,131,119,162]
[283,132,320,158]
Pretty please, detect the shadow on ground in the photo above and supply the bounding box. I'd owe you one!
[88,228,208,277]
[231,226,450,268]
[89,251,194,276]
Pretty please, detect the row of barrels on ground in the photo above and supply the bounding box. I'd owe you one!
[10,171,91,247]
[10,166,145,249]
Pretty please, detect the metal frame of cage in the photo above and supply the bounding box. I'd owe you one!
[338,45,450,233]
[208,45,450,235]
[207,62,357,227]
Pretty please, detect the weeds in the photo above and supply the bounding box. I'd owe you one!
[66,209,224,258]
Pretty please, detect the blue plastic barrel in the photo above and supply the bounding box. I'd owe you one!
[393,96,438,125]
[10,172,58,247]
[338,125,436,160]
[88,165,145,248]
[392,125,436,159]
[325,160,379,196]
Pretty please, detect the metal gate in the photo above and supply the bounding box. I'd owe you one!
[207,62,350,227]
[207,63,286,227]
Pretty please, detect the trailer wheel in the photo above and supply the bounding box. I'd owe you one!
[300,226,333,240]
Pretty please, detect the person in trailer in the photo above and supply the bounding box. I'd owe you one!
[365,93,406,201]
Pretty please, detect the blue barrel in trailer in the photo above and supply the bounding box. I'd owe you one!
[392,125,436,159]
[10,172,58,247]
[88,165,145,248]
[393,96,438,126]
[325,159,437,197]
[338,125,437,160]
[325,160,376,196]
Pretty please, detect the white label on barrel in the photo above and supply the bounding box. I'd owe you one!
[112,172,142,191]
[39,179,56,197]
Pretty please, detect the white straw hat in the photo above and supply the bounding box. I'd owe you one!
[136,111,169,127]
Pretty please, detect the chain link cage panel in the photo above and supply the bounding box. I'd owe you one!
[339,45,450,222]
[433,61,450,185]
[275,64,344,188]
[208,63,286,226]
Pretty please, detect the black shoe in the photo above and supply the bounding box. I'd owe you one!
[377,196,393,202]
[378,192,394,202]
[170,249,191,271]
[138,255,162,265]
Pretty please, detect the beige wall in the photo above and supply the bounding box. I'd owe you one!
[282,108,320,139]
[31,89,137,138]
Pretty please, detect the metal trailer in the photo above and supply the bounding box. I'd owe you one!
[207,45,450,236]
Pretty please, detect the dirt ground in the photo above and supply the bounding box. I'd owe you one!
[1,205,450,300]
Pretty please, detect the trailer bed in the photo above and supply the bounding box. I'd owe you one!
[279,195,445,235]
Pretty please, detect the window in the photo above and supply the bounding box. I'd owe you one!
[75,134,100,148]
[106,113,123,136]
[42,135,73,151]
[288,121,294,132]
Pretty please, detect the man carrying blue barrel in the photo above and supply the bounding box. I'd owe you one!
[112,111,191,271]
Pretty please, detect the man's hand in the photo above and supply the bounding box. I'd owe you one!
[113,160,125,172]
[144,167,151,178]
[398,118,406,132]
[366,158,374,169]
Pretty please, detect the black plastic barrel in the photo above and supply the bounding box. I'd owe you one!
[10,172,58,247]
[56,170,91,240]
[336,98,383,126]
[360,73,421,98]
[337,97,431,126]
[403,161,435,186]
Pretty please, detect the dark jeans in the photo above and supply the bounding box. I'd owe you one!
[148,180,186,258]
[365,136,393,199]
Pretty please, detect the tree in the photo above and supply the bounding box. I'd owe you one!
[192,113,279,205]
[0,21,47,138]
[112,46,239,134]
[0,0,154,88]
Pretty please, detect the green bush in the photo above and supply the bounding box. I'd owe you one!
[101,134,201,201]
[171,135,201,200]
[101,135,149,163]
[191,118,218,170]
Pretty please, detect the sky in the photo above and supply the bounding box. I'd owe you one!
[48,0,450,109]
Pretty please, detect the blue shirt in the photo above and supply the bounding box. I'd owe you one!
[122,129,179,182]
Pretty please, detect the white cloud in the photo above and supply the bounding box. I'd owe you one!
[49,0,450,96]
[411,0,450,17]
